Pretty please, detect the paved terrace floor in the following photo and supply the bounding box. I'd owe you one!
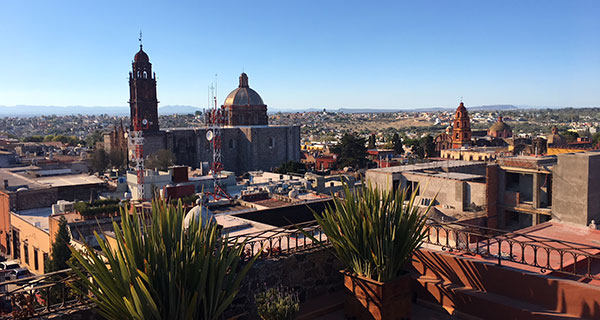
[297,291,457,320]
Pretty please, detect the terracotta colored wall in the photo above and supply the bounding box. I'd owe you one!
[412,248,600,319]
[0,191,10,253]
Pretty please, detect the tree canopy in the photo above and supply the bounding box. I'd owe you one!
[391,133,403,155]
[46,216,71,272]
[275,160,306,174]
[330,133,368,169]
[90,148,110,173]
[145,149,176,171]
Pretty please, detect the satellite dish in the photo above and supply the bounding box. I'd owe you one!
[206,130,214,141]
[142,119,148,125]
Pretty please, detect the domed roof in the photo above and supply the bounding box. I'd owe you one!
[489,116,511,133]
[223,73,265,106]
[134,46,149,63]
[547,126,564,145]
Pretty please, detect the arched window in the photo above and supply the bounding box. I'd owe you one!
[143,71,148,79]
[457,122,460,128]
[269,137,275,148]
[137,71,140,78]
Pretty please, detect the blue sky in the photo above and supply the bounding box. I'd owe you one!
[0,0,598,110]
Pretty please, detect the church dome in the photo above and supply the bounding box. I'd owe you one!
[134,46,149,63]
[489,116,511,133]
[547,126,564,145]
[223,73,265,106]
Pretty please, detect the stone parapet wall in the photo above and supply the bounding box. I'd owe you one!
[225,247,344,319]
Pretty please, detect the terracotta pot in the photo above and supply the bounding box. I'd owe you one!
[342,270,411,320]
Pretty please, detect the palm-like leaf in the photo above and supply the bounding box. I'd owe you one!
[68,200,257,320]
[313,184,432,282]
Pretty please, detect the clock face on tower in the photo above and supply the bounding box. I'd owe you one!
[142,119,148,126]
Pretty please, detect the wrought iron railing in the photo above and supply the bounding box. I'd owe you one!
[0,269,89,319]
[3,218,600,319]
[230,219,600,280]
[230,221,327,259]
[423,220,600,280]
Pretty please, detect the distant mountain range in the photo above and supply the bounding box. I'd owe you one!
[0,105,203,117]
[0,104,591,117]
[274,105,533,113]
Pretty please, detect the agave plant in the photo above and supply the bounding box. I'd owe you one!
[255,285,299,320]
[68,200,256,320]
[313,184,432,282]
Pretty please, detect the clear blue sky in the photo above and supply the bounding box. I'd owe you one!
[0,0,598,110]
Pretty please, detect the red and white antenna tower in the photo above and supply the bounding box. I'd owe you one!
[205,75,231,200]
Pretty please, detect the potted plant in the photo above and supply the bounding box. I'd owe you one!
[255,285,299,320]
[310,184,432,320]
[68,200,258,320]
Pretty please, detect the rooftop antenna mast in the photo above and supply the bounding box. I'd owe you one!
[205,74,231,201]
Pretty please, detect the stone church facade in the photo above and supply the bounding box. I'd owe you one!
[120,44,300,174]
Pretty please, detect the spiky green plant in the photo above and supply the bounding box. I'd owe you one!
[255,286,299,320]
[313,184,432,282]
[68,200,257,320]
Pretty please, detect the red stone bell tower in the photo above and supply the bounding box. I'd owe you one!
[129,41,159,132]
[451,102,472,148]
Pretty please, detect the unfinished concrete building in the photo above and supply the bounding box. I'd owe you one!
[366,161,487,215]
[486,156,556,230]
[551,151,600,227]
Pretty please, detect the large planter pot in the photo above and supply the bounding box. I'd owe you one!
[342,270,411,320]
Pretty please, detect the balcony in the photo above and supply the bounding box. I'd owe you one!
[2,220,600,319]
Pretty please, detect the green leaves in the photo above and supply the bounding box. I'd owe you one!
[255,286,299,320]
[68,200,256,320]
[314,184,432,282]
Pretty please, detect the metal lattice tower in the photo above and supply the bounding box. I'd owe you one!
[205,78,231,200]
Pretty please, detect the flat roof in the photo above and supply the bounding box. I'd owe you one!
[214,214,274,237]
[0,168,105,191]
[34,174,105,187]
[12,207,52,233]
[425,172,485,181]
[368,160,483,174]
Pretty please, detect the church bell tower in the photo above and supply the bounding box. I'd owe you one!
[129,36,159,132]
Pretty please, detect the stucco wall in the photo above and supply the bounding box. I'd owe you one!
[10,213,50,274]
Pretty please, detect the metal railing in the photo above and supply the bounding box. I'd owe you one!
[0,269,90,319]
[423,220,600,280]
[230,219,600,280]
[3,219,600,319]
[230,221,328,259]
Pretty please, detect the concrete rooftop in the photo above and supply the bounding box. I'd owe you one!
[369,160,482,174]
